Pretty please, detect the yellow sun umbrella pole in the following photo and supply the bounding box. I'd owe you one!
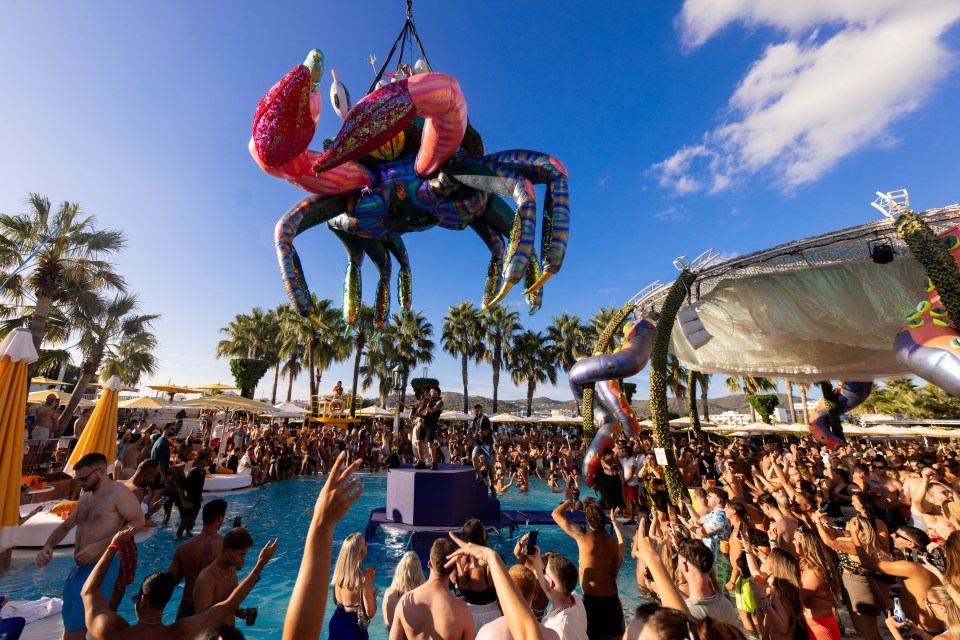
[65,375,122,477]
[0,329,38,549]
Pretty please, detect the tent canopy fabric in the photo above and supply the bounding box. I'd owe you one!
[118,397,168,409]
[148,385,201,394]
[196,383,239,391]
[27,389,95,407]
[272,402,308,417]
[625,205,960,380]
[175,395,279,412]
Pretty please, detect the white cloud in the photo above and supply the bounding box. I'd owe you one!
[651,205,689,222]
[654,1,960,194]
[597,176,610,187]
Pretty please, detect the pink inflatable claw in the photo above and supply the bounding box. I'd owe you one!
[313,73,467,177]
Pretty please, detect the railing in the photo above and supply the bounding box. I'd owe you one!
[310,394,362,420]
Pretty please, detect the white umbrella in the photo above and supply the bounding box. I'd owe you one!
[357,406,398,417]
[273,401,308,417]
[440,411,472,421]
[489,413,526,423]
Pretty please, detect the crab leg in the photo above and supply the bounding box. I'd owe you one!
[275,194,348,326]
[469,217,506,309]
[312,73,467,178]
[359,238,393,330]
[445,160,537,309]
[331,229,365,326]
[384,238,413,312]
[481,198,544,314]
[482,151,569,293]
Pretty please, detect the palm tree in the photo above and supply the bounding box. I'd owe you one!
[100,331,159,387]
[387,310,434,405]
[586,306,619,347]
[216,307,279,398]
[481,305,521,413]
[725,375,776,421]
[264,308,283,404]
[665,354,689,414]
[797,382,811,424]
[692,371,712,421]
[277,298,346,413]
[510,330,557,416]
[784,380,796,423]
[360,333,394,407]
[546,312,589,413]
[61,292,159,420]
[442,301,485,412]
[348,305,377,417]
[0,194,126,353]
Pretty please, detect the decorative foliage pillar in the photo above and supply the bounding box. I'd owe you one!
[688,370,703,442]
[650,271,696,503]
[818,381,843,441]
[896,211,960,322]
[581,302,636,436]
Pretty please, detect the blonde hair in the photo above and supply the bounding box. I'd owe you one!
[852,515,878,558]
[943,501,960,530]
[927,586,960,638]
[332,533,365,591]
[389,551,425,595]
[796,528,840,595]
[768,548,803,622]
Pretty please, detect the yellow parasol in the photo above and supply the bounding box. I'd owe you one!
[175,395,279,413]
[30,376,68,386]
[0,329,37,548]
[26,389,95,407]
[65,375,123,476]
[117,397,168,409]
[196,382,238,392]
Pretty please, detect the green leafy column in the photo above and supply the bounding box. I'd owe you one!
[230,358,270,399]
[581,302,635,436]
[687,370,703,442]
[896,211,960,321]
[650,270,696,503]
[818,381,843,441]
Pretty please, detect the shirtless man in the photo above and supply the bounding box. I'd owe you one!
[168,499,228,619]
[390,537,475,640]
[36,453,145,640]
[678,447,701,487]
[109,459,162,610]
[865,457,906,529]
[31,393,60,441]
[850,521,944,637]
[81,526,276,640]
[758,493,797,554]
[194,526,274,627]
[552,500,626,639]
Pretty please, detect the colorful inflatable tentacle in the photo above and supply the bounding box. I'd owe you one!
[808,381,874,449]
[894,225,960,396]
[568,317,655,488]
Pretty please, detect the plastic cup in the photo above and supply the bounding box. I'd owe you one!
[720,540,729,554]
[366,567,376,581]
[245,606,258,626]
[756,522,765,532]
[706,480,716,488]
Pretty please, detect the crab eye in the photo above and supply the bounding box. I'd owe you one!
[908,318,925,328]
[943,235,960,251]
[329,70,352,119]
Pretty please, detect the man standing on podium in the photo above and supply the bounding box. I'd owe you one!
[414,387,444,470]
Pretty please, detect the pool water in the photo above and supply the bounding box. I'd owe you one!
[1,473,642,639]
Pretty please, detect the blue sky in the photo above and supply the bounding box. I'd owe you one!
[2,1,959,404]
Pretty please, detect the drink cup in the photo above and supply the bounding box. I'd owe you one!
[245,606,258,626]
[366,567,376,581]
[756,521,765,531]
[706,479,716,488]
[720,540,729,554]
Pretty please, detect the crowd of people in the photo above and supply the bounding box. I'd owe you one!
[28,394,960,640]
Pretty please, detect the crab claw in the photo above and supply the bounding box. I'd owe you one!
[313,73,467,177]
[252,51,324,168]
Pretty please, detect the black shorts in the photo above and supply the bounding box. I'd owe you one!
[416,422,436,443]
[582,594,625,640]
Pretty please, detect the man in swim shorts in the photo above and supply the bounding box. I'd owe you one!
[36,453,145,640]
[552,501,626,639]
[414,386,443,470]
[471,404,495,483]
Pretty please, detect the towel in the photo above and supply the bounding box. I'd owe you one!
[1,597,63,624]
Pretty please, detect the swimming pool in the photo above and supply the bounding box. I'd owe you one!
[2,473,642,639]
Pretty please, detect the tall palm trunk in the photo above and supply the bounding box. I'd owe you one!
[650,271,696,503]
[700,382,710,422]
[799,385,810,424]
[286,370,295,403]
[270,363,279,405]
[350,338,365,418]
[28,294,52,354]
[307,336,317,417]
[526,379,535,417]
[491,347,501,413]
[461,353,469,412]
[63,350,103,428]
[785,381,796,423]
[744,383,756,422]
[688,370,703,442]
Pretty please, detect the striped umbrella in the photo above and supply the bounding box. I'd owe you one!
[65,375,122,476]
[0,329,38,548]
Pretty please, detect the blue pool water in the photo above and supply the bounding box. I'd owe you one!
[2,474,641,638]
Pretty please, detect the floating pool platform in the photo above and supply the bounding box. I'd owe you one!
[365,464,589,563]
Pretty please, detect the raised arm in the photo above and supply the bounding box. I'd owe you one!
[283,452,363,640]
[448,533,543,640]
[610,508,626,568]
[551,500,581,539]
[633,518,689,613]
[81,527,137,640]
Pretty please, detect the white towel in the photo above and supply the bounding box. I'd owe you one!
[2,597,63,625]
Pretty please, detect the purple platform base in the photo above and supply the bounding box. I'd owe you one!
[385,464,499,526]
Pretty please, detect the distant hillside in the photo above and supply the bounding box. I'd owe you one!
[435,390,790,417]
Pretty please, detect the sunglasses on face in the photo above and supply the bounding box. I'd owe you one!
[75,469,100,484]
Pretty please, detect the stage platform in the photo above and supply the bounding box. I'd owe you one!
[366,463,592,563]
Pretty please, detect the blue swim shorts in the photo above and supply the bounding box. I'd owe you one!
[62,554,120,632]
